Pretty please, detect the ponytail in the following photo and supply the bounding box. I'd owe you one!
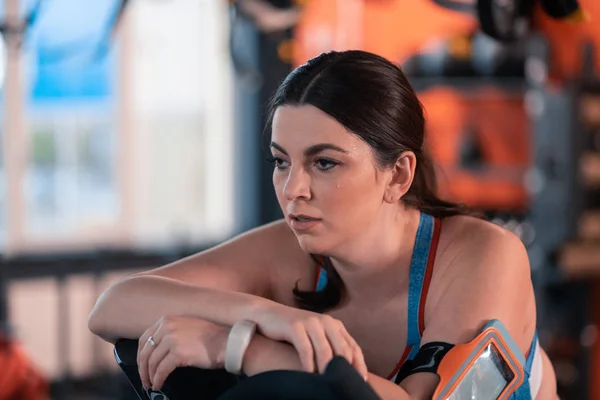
[404,150,478,218]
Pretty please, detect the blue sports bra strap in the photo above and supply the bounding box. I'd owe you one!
[508,330,538,400]
[511,379,532,400]
[524,330,538,374]
[316,267,328,292]
[406,212,435,357]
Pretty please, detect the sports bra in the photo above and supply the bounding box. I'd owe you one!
[312,212,542,399]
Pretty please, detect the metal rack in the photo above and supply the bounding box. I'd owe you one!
[404,32,599,398]
[525,35,600,399]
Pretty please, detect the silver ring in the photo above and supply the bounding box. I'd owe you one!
[147,336,157,348]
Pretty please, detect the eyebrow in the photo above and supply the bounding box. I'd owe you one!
[270,142,349,157]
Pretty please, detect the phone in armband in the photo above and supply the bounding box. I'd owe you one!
[433,319,526,400]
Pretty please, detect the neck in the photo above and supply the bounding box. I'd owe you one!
[328,206,422,307]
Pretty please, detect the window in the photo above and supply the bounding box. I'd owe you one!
[25,114,119,240]
[1,0,235,255]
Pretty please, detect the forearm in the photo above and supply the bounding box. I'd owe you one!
[366,374,413,400]
[242,333,304,376]
[88,275,273,342]
[241,336,413,400]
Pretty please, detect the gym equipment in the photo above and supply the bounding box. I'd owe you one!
[432,0,534,43]
[400,32,527,79]
[432,0,475,14]
[433,0,585,43]
[114,338,239,400]
[477,0,534,43]
[539,0,583,20]
[418,87,530,212]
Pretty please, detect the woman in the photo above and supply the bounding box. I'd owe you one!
[88,50,557,399]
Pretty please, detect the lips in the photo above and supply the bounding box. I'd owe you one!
[288,213,321,222]
[288,213,322,231]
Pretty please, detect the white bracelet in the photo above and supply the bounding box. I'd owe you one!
[224,320,257,375]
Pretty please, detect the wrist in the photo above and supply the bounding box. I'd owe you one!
[242,334,303,376]
[214,325,230,369]
[224,320,258,375]
[244,296,274,323]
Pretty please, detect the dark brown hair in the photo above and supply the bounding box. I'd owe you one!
[266,50,474,313]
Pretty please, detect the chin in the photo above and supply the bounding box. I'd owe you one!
[295,235,331,255]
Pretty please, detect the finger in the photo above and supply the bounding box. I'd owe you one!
[305,321,334,373]
[138,332,150,365]
[341,329,368,381]
[138,321,160,365]
[138,327,163,391]
[138,337,157,390]
[291,325,316,373]
[324,323,353,364]
[148,341,170,386]
[152,353,179,391]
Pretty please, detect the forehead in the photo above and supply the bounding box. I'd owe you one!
[272,105,364,149]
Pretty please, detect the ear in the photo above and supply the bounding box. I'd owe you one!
[384,151,417,204]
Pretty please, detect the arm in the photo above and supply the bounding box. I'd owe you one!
[88,221,295,342]
[399,222,538,399]
[89,276,275,342]
[141,315,411,399]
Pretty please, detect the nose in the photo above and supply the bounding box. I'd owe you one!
[283,166,311,201]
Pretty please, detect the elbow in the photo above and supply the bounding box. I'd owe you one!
[87,274,154,342]
[87,313,108,342]
[88,295,115,342]
[87,277,134,342]
[87,304,105,337]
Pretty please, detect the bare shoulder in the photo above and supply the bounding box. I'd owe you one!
[424,214,536,350]
[138,219,314,302]
[403,215,555,400]
[434,215,531,281]
[439,214,521,247]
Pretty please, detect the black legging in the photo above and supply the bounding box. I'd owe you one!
[218,357,381,400]
[218,370,344,400]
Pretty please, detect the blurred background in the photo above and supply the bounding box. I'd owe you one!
[0,0,598,399]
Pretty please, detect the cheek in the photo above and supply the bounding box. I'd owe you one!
[321,175,382,218]
[273,173,286,199]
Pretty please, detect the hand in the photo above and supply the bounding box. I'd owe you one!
[137,316,228,392]
[251,303,368,380]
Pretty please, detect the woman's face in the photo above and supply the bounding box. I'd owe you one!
[271,105,392,254]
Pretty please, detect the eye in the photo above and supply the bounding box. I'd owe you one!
[315,158,339,171]
[270,156,289,170]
